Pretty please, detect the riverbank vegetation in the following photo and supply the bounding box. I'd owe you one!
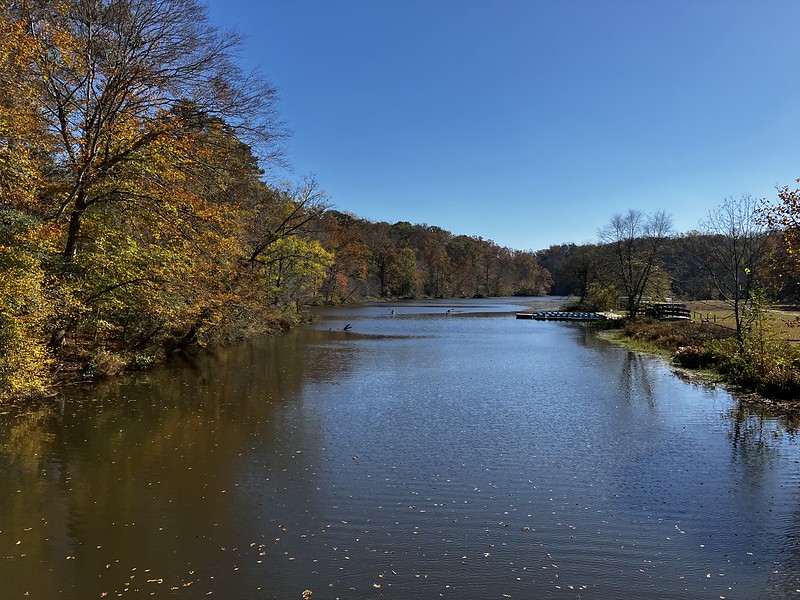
[563,195,800,403]
[4,1,800,405]
[603,313,800,403]
[570,191,800,401]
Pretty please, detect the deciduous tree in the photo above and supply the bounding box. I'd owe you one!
[701,194,772,342]
[598,209,673,317]
[8,0,285,259]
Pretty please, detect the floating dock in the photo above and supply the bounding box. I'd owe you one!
[515,311,606,321]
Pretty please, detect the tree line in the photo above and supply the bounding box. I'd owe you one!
[316,212,552,302]
[538,196,796,333]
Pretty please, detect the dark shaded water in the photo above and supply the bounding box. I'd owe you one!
[2,297,800,599]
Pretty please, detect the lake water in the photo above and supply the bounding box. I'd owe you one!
[1,297,800,599]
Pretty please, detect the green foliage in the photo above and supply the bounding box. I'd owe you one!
[582,281,618,311]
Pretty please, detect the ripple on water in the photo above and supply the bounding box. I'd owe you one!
[1,299,799,599]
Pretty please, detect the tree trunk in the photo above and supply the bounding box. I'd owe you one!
[63,190,88,259]
[63,209,83,259]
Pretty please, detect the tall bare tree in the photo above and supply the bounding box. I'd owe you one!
[599,209,673,317]
[700,194,772,342]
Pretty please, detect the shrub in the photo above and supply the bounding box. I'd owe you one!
[674,345,715,369]
[618,318,800,400]
[83,348,127,379]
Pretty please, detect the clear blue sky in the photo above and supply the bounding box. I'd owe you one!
[204,0,800,251]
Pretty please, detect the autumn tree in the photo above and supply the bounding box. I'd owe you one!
[598,209,673,317]
[511,250,552,296]
[360,222,385,296]
[759,233,800,302]
[0,2,48,211]
[536,244,576,295]
[1,0,291,351]
[415,226,452,297]
[0,209,54,400]
[245,178,328,268]
[385,247,421,297]
[476,239,507,297]
[700,195,772,342]
[8,0,285,257]
[318,211,370,303]
[446,235,483,297]
[761,184,800,274]
[0,8,58,398]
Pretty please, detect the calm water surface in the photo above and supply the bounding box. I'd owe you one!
[2,297,800,599]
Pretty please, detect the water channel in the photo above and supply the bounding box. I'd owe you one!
[1,297,800,599]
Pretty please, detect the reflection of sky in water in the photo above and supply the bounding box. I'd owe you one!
[1,299,800,599]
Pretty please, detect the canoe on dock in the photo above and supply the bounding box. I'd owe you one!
[515,311,606,321]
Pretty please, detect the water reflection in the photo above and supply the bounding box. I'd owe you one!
[0,333,327,598]
[2,299,800,599]
[729,403,781,471]
[619,351,657,408]
[0,406,57,472]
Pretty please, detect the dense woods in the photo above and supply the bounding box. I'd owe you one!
[536,225,795,311]
[3,0,800,402]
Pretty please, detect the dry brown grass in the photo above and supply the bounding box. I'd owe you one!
[616,310,800,401]
[621,318,734,350]
[686,300,800,341]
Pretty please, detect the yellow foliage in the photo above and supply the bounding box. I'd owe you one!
[0,245,53,401]
[0,3,49,210]
[0,0,330,394]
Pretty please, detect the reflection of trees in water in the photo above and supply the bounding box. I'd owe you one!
[776,486,800,597]
[726,400,800,483]
[0,406,57,472]
[773,529,800,598]
[572,326,656,408]
[0,405,62,579]
[574,326,611,351]
[0,329,350,598]
[618,351,656,408]
[728,402,782,469]
[572,326,800,597]
[726,401,800,598]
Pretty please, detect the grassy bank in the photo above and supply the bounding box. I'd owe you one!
[600,317,800,404]
[686,300,800,341]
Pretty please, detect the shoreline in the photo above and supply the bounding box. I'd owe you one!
[596,328,800,422]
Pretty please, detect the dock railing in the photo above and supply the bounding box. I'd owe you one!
[644,302,691,321]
